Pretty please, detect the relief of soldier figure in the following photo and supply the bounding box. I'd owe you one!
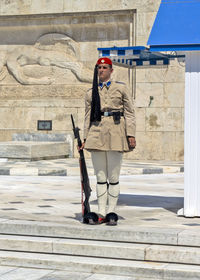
[0,33,93,85]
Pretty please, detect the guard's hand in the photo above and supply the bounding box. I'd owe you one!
[128,136,136,150]
[77,142,85,151]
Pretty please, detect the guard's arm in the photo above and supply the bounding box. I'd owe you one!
[123,85,136,138]
[83,89,92,140]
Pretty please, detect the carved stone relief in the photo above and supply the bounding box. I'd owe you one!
[0,33,93,85]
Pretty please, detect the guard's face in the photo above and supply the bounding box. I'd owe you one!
[98,64,113,82]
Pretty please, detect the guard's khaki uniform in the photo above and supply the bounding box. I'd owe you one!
[84,81,136,152]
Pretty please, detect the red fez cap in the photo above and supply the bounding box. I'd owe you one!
[96,57,112,66]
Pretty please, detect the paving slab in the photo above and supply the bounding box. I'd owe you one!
[0,266,155,280]
[164,263,200,280]
[0,158,183,176]
[146,244,200,265]
[85,275,143,280]
[0,267,53,280]
[0,266,17,276]
[178,229,200,247]
[0,235,53,253]
[39,271,92,280]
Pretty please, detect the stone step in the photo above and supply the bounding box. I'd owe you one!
[0,220,198,247]
[0,250,200,279]
[2,233,200,266]
[0,234,145,261]
[0,234,200,266]
[0,141,69,160]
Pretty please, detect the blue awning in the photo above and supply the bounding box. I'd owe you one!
[148,0,200,51]
[98,46,184,67]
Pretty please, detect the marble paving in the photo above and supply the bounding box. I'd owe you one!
[0,158,183,176]
[0,171,199,279]
[0,173,196,230]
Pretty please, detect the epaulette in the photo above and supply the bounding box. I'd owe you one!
[115,81,125,85]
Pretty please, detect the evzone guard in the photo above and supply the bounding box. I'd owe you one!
[80,57,136,225]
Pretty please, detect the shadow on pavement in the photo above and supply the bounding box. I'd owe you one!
[118,194,183,213]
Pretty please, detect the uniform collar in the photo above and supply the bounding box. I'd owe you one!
[99,80,111,89]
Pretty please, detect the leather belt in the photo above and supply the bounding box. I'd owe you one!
[101,111,124,117]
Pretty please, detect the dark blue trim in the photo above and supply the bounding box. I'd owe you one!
[98,46,184,66]
[150,60,157,66]
[136,60,143,66]
[101,50,110,56]
[118,50,125,56]
[97,46,146,51]
[162,0,200,3]
[133,49,141,55]
[163,59,169,65]
[150,44,200,52]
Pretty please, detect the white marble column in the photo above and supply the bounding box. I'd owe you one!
[178,51,200,217]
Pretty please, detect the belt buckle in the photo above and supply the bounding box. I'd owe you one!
[104,112,109,117]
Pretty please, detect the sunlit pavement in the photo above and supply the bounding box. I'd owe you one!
[1,172,198,280]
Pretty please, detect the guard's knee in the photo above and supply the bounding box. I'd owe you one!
[108,182,120,198]
[97,181,108,185]
[96,181,108,198]
[109,181,119,185]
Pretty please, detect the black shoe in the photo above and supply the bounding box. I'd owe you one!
[105,212,118,226]
[84,212,99,225]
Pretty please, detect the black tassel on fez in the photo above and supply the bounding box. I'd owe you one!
[90,64,101,124]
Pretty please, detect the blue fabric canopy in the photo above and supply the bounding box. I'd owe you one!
[97,46,184,67]
[148,0,200,51]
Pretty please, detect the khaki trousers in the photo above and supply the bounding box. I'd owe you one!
[91,151,123,216]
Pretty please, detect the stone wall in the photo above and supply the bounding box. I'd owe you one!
[0,0,184,160]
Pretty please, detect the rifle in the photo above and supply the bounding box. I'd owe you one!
[71,114,91,223]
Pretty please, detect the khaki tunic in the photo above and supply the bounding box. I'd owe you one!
[84,81,136,152]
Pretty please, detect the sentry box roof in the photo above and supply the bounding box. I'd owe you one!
[98,46,184,67]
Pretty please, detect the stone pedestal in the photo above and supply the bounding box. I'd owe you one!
[0,141,69,161]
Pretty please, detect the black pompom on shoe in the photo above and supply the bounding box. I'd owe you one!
[84,212,99,225]
[105,212,118,226]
